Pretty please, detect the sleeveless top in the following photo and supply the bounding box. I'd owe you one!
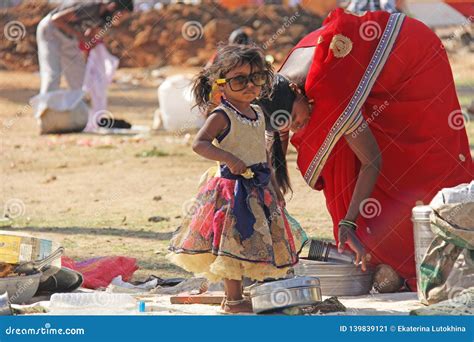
[213,102,267,166]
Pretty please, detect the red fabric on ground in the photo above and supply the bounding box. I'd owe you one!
[62,256,138,289]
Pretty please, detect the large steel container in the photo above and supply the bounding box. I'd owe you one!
[293,257,375,296]
[412,205,435,300]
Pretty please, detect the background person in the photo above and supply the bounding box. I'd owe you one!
[36,0,133,95]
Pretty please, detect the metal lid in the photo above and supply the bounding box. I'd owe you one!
[250,276,320,297]
[412,205,433,221]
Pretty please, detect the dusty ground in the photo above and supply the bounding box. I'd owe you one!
[1,57,473,281]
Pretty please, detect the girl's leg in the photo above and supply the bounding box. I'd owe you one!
[224,279,243,300]
[223,279,253,313]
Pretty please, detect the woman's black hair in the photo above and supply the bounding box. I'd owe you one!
[192,44,274,114]
[110,0,134,12]
[229,28,251,45]
[101,0,134,23]
[257,74,297,195]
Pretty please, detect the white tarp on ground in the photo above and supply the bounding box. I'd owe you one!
[14,292,422,316]
[406,1,469,27]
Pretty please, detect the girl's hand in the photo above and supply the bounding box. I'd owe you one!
[338,224,368,272]
[226,155,247,175]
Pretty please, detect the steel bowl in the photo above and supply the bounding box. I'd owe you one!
[0,272,42,304]
[250,276,322,313]
[294,258,374,296]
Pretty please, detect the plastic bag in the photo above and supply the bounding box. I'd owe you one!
[29,90,89,134]
[82,43,119,131]
[157,74,204,132]
[419,182,474,304]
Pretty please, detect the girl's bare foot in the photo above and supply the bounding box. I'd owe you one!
[222,298,253,314]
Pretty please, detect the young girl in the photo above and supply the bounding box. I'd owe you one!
[168,45,307,313]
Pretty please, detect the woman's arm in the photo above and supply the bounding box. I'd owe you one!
[344,123,382,222]
[339,120,382,270]
[192,112,247,175]
[51,8,84,40]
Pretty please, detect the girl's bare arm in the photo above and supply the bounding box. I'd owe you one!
[192,112,247,174]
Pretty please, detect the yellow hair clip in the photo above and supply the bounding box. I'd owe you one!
[215,78,226,85]
[241,168,254,179]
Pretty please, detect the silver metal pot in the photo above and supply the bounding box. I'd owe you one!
[294,258,374,296]
[250,276,322,313]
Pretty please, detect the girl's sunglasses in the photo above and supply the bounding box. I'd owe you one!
[216,72,267,91]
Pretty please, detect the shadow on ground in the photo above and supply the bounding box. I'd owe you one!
[0,226,173,240]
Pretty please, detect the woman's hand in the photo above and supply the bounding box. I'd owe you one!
[84,27,100,39]
[226,155,247,175]
[338,224,368,271]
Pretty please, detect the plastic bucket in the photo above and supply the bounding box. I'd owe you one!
[157,75,204,132]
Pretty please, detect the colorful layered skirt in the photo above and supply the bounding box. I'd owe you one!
[168,165,308,282]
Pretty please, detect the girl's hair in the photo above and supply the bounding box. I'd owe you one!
[257,74,297,195]
[271,131,292,195]
[192,44,274,114]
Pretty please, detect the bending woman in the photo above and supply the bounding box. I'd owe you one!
[258,8,473,290]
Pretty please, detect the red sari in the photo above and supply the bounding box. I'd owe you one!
[290,9,473,289]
